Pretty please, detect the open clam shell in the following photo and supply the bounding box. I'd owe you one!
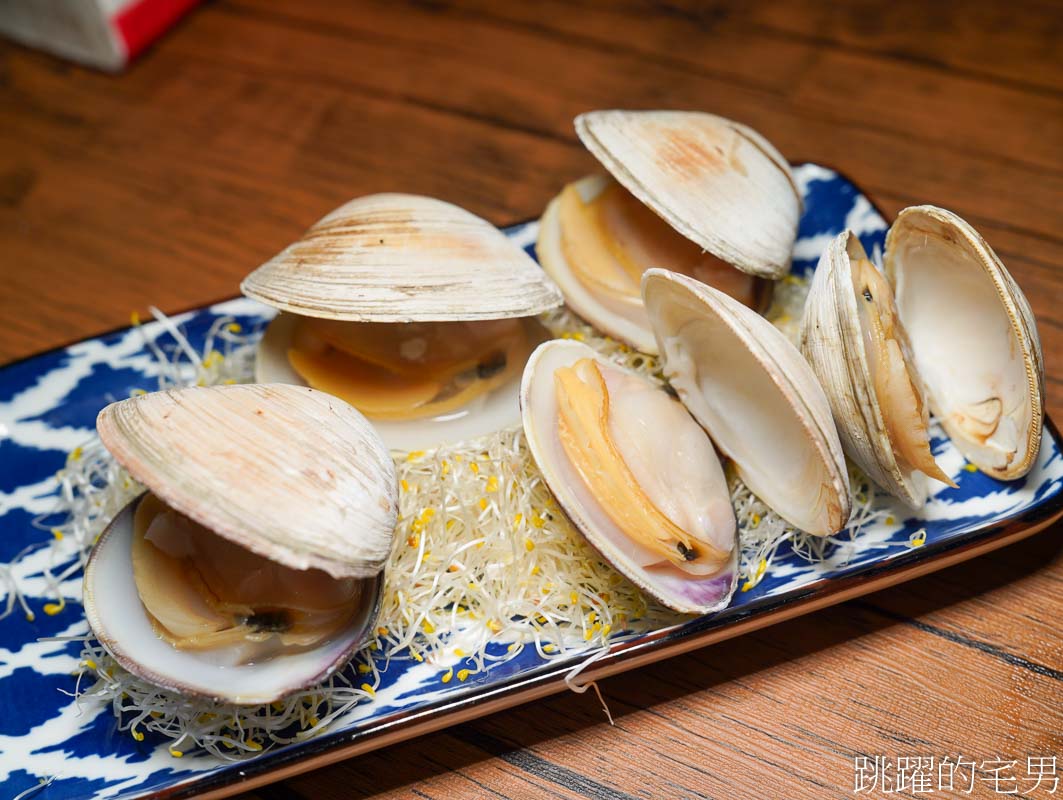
[241,193,562,322]
[801,207,1043,504]
[253,312,545,451]
[244,194,561,451]
[84,498,384,705]
[537,111,798,353]
[800,231,935,508]
[96,383,397,578]
[520,339,738,614]
[643,268,851,537]
[886,206,1044,480]
[85,384,397,703]
[575,110,801,280]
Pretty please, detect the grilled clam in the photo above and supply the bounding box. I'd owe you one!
[243,193,563,450]
[521,340,737,614]
[642,269,851,537]
[537,110,800,353]
[83,384,397,704]
[801,207,1043,506]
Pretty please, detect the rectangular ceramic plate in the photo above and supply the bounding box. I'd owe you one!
[1,165,1061,800]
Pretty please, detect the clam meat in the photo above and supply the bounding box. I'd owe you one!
[521,339,737,614]
[243,193,563,450]
[84,383,396,704]
[130,491,368,665]
[537,110,800,353]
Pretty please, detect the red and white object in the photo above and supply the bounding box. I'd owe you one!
[0,0,200,71]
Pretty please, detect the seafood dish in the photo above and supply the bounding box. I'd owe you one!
[84,383,396,703]
[44,110,1044,766]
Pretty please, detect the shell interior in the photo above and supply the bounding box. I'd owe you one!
[886,206,1043,481]
[520,339,738,615]
[84,497,381,704]
[643,269,851,536]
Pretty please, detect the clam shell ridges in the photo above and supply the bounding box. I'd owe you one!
[575,110,801,280]
[800,231,927,507]
[96,383,398,579]
[240,193,563,322]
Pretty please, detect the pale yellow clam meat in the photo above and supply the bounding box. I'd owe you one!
[553,356,733,576]
[285,316,548,421]
[850,257,956,488]
[131,491,365,664]
[557,176,761,312]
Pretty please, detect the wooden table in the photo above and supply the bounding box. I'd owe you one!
[3,2,1061,798]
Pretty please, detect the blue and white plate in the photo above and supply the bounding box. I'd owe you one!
[1,166,1060,800]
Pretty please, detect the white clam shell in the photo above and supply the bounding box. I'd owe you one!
[241,193,563,322]
[83,497,383,704]
[96,383,398,579]
[520,339,738,614]
[885,206,1044,480]
[800,231,931,508]
[575,110,801,280]
[643,268,851,536]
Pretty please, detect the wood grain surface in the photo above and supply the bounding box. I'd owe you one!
[2,1,1061,798]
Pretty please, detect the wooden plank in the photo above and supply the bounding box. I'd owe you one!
[166,2,1063,225]
[276,533,1063,799]
[861,540,1063,677]
[789,49,1063,174]
[421,0,1063,173]
[743,0,1063,94]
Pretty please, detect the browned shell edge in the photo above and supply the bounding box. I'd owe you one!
[82,493,385,705]
[572,110,804,277]
[575,110,803,210]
